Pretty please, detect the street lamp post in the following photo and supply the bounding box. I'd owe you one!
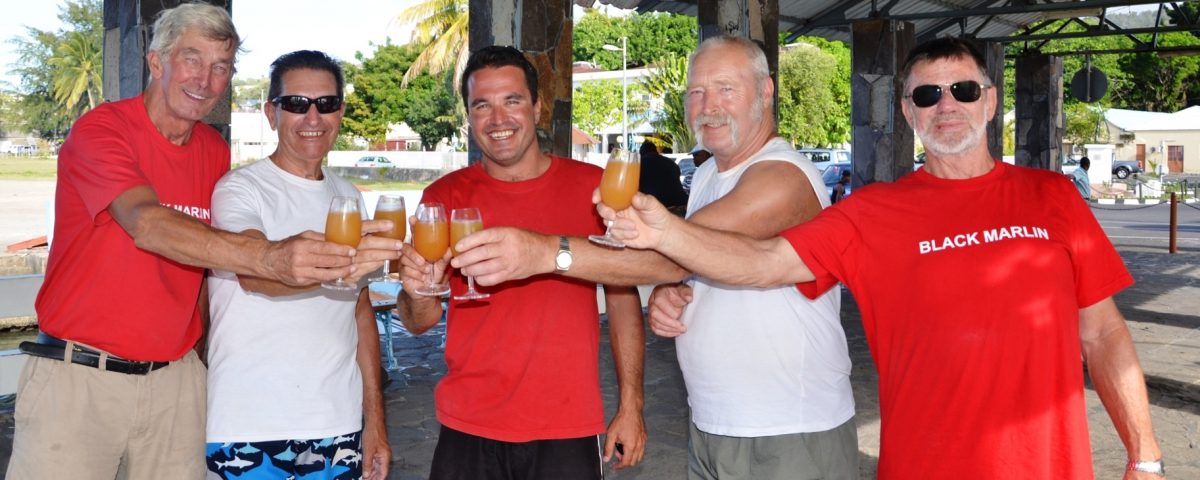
[602,37,628,150]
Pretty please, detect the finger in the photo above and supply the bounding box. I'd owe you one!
[360,219,394,235]
[592,187,602,205]
[299,230,325,241]
[601,433,616,462]
[356,235,405,252]
[453,226,501,255]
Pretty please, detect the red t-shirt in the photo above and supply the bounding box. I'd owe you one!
[421,156,607,442]
[782,161,1131,479]
[36,95,229,361]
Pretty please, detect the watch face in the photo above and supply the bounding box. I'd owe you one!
[556,251,572,270]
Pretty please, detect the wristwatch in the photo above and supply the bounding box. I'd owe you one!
[1128,458,1165,477]
[554,236,573,274]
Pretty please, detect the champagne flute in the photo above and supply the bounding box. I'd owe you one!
[450,208,490,301]
[368,195,406,283]
[322,195,362,291]
[588,149,641,248]
[410,202,451,296]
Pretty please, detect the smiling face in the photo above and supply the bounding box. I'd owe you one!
[267,68,344,169]
[465,65,542,170]
[146,27,236,131]
[684,42,774,165]
[901,56,996,157]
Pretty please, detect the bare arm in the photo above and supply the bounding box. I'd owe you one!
[355,289,391,479]
[394,243,448,335]
[1079,297,1163,478]
[110,186,359,286]
[602,192,814,288]
[233,226,402,297]
[601,285,647,469]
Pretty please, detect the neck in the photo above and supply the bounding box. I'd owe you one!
[142,86,194,146]
[482,152,553,182]
[923,143,995,179]
[712,127,778,172]
[270,153,324,180]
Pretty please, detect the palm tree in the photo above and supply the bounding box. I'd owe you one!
[48,29,102,113]
[640,54,693,152]
[396,0,469,88]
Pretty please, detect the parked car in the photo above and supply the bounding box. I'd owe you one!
[914,152,927,171]
[1112,160,1141,179]
[355,155,393,168]
[821,161,853,200]
[4,144,37,156]
[798,148,851,171]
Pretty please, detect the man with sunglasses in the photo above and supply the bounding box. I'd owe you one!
[8,6,396,480]
[597,37,1165,479]
[204,50,393,480]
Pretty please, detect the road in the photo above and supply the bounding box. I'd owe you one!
[1090,200,1200,253]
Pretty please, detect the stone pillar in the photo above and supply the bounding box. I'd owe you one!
[1014,53,1064,171]
[469,0,572,162]
[102,0,232,141]
[972,40,1006,161]
[696,0,779,112]
[850,20,915,186]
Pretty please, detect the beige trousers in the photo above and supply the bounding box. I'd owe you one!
[6,350,207,480]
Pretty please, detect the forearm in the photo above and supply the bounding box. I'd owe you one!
[657,215,812,288]
[395,291,444,335]
[605,286,646,413]
[569,238,687,286]
[128,203,276,278]
[355,291,387,427]
[1083,325,1162,461]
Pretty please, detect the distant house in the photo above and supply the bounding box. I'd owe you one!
[230,111,277,164]
[1101,106,1200,174]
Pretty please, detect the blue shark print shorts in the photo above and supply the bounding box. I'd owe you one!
[206,431,363,480]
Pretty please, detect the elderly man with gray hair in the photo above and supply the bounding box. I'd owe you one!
[10,4,399,479]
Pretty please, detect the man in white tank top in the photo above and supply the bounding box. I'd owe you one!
[448,36,857,479]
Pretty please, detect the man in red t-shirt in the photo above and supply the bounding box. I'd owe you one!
[598,38,1166,479]
[396,46,646,479]
[10,5,400,480]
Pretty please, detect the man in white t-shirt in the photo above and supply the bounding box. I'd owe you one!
[450,36,856,479]
[205,50,395,480]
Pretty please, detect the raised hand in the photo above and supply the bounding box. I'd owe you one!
[647,282,693,337]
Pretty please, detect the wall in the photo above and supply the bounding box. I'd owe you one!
[326,150,469,169]
[1111,130,1200,174]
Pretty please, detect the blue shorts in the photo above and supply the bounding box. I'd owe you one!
[205,431,362,480]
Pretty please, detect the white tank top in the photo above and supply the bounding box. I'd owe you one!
[679,137,855,436]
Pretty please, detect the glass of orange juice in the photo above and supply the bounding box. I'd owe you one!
[410,202,450,296]
[450,207,489,301]
[368,195,406,283]
[588,149,640,248]
[322,195,362,291]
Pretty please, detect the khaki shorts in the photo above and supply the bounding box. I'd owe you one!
[6,350,206,480]
[688,417,859,480]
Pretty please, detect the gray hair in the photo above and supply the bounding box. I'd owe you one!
[689,36,771,89]
[148,2,243,59]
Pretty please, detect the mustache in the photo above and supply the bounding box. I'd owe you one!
[691,112,732,130]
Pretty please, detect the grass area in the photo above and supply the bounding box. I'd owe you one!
[351,180,432,191]
[0,155,57,179]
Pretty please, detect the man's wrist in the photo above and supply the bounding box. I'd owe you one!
[1128,457,1165,477]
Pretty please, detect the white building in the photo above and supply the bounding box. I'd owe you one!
[1102,106,1200,174]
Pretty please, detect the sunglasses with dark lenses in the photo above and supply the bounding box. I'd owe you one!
[271,95,343,114]
[905,81,990,108]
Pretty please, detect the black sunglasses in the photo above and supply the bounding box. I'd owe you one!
[905,81,990,108]
[270,95,343,114]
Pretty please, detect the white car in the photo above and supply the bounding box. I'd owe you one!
[355,156,393,168]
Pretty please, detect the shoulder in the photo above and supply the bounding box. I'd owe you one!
[553,155,603,176]
[216,160,269,190]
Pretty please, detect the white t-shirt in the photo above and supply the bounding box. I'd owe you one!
[680,137,855,437]
[206,158,366,442]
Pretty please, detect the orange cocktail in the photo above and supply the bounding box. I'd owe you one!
[598,159,641,210]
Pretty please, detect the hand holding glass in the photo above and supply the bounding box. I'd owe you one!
[368,195,406,283]
[411,202,451,296]
[322,196,362,291]
[450,208,489,301]
[589,150,641,248]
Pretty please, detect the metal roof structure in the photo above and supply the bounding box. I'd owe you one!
[590,0,1200,57]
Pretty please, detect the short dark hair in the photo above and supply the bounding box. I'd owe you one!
[900,37,989,93]
[268,50,345,101]
[1079,156,1091,169]
[460,45,539,106]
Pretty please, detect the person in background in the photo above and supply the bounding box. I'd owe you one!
[9,5,389,479]
[831,170,852,204]
[638,139,689,214]
[396,45,647,480]
[204,50,392,480]
[600,36,1165,479]
[1070,156,1092,200]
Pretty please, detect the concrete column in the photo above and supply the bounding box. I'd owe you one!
[1014,53,1064,171]
[973,40,1005,161]
[102,0,232,141]
[850,19,915,186]
[696,0,779,112]
[469,0,572,162]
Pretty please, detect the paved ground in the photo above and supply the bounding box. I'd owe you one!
[0,180,54,249]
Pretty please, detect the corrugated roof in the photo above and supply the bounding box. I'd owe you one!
[1106,106,1200,132]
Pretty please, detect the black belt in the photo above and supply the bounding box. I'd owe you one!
[18,333,171,376]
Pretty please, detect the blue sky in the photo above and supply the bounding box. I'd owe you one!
[0,0,417,88]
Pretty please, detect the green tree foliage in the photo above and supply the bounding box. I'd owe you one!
[777,40,851,147]
[639,55,692,152]
[396,0,468,87]
[232,77,269,110]
[344,42,458,150]
[575,10,697,70]
[1063,101,1109,145]
[4,0,101,140]
[573,79,648,142]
